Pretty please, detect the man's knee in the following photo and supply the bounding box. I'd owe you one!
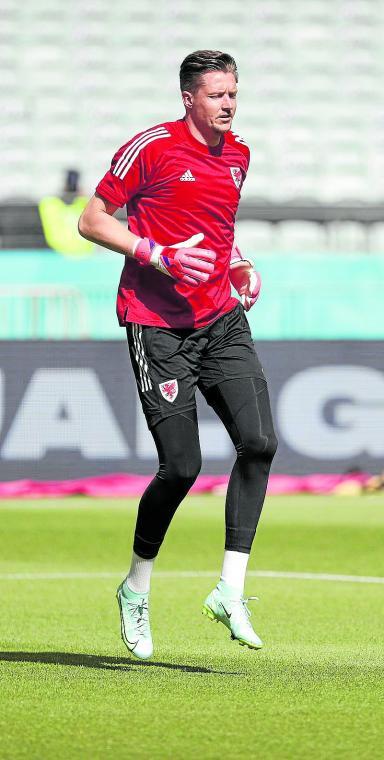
[158,447,202,485]
[265,431,278,461]
[236,430,278,464]
[152,411,202,487]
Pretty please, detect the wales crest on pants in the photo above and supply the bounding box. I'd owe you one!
[159,379,178,403]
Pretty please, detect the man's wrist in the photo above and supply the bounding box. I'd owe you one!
[132,237,153,265]
[131,236,144,257]
[131,236,166,270]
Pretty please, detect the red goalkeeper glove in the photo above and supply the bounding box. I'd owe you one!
[229,242,261,311]
[132,233,216,287]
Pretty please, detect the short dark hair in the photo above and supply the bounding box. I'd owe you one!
[179,50,238,93]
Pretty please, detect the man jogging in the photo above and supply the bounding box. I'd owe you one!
[79,50,277,660]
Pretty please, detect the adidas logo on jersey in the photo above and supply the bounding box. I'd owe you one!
[180,169,195,181]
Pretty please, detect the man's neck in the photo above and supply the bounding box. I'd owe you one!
[184,115,222,147]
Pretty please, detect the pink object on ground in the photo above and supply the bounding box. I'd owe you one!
[267,472,370,494]
[0,472,371,499]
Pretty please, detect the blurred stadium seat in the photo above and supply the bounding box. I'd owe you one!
[1,0,384,341]
[1,0,384,203]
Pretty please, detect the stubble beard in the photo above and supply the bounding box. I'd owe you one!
[213,124,232,136]
[213,117,233,134]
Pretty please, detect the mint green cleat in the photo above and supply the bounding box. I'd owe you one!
[116,582,153,660]
[202,584,263,650]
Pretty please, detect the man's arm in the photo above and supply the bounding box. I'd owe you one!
[78,193,216,287]
[78,193,139,256]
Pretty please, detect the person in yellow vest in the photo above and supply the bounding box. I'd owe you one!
[39,169,94,257]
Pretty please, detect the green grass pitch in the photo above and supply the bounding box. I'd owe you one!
[1,494,383,759]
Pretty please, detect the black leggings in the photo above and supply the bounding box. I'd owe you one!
[133,377,278,559]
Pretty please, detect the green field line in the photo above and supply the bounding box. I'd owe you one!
[1,569,384,583]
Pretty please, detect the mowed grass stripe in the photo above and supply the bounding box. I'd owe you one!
[1,569,384,584]
[1,496,384,759]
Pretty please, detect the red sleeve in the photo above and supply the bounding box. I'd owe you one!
[228,130,250,178]
[238,141,250,176]
[96,124,172,207]
[96,138,146,207]
[244,145,251,174]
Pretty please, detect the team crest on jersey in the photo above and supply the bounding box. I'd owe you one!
[230,167,242,189]
[159,379,178,403]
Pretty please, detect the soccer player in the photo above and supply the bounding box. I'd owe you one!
[79,50,277,659]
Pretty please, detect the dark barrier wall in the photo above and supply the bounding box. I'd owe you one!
[0,341,382,480]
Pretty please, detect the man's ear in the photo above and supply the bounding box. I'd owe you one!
[182,90,194,109]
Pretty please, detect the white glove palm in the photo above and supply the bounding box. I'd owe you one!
[229,243,261,311]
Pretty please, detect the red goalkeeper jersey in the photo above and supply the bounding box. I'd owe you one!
[96,118,250,329]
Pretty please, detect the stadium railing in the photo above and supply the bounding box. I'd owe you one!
[1,200,383,340]
[0,286,89,339]
[1,250,383,340]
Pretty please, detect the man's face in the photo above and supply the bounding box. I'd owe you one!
[184,70,237,136]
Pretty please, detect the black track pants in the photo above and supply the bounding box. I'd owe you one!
[133,377,277,559]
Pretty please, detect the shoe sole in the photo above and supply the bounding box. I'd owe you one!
[202,604,263,650]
